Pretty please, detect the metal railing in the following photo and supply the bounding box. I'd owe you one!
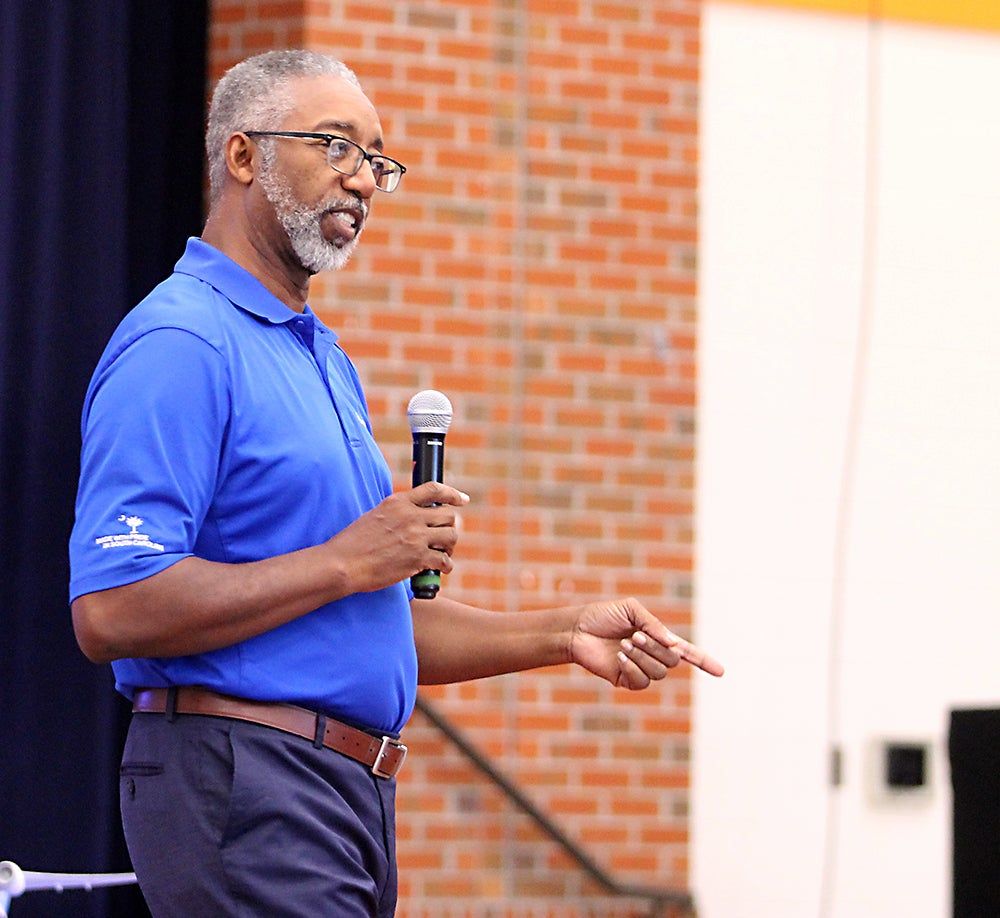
[0,861,137,917]
[414,695,696,918]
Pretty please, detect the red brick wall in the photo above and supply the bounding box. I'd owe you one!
[210,2,700,914]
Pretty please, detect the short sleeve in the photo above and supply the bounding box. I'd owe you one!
[69,327,230,601]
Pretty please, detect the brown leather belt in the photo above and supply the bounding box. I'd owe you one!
[132,687,406,779]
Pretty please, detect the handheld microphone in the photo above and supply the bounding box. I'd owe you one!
[407,390,453,599]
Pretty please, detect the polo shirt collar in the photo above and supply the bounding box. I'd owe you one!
[173,237,334,336]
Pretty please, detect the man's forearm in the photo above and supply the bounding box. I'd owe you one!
[72,545,354,664]
[72,481,469,664]
[412,596,577,684]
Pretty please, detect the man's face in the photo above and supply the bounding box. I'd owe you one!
[255,75,384,275]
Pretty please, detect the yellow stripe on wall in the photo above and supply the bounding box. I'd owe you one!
[717,0,1000,33]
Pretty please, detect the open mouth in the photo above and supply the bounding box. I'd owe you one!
[325,205,365,244]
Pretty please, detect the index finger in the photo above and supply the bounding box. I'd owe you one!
[410,481,470,507]
[640,619,725,677]
[671,638,725,677]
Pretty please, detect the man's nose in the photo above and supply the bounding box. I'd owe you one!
[342,159,376,198]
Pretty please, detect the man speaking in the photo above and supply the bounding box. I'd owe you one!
[69,50,723,916]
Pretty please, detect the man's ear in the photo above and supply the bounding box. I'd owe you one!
[225,133,256,188]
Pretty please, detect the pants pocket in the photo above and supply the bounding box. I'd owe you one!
[120,762,164,777]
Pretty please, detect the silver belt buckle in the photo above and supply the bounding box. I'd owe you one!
[372,736,407,778]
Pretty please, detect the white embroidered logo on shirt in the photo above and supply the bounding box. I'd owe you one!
[94,514,165,552]
[121,514,143,535]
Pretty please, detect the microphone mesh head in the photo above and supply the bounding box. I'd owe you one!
[407,390,453,434]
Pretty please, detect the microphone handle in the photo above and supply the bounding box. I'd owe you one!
[411,432,446,599]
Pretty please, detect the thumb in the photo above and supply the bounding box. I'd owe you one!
[410,481,470,507]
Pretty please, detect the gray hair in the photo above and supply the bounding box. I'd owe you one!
[206,50,362,205]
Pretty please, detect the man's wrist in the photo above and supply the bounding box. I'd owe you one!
[547,603,583,669]
[317,538,357,601]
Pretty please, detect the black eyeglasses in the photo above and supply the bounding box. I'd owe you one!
[244,131,407,193]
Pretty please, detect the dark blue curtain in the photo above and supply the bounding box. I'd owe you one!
[0,2,206,915]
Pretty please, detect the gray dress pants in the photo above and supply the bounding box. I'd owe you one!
[120,711,398,917]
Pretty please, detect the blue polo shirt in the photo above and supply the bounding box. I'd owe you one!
[70,238,417,734]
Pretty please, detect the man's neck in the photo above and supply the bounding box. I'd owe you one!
[202,210,310,313]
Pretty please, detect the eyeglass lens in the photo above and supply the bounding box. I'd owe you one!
[326,138,401,192]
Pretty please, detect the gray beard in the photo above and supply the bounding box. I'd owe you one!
[257,162,366,275]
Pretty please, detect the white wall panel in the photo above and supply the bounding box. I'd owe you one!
[696,4,1000,917]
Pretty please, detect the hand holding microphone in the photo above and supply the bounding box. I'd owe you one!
[407,390,453,599]
[322,390,462,597]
